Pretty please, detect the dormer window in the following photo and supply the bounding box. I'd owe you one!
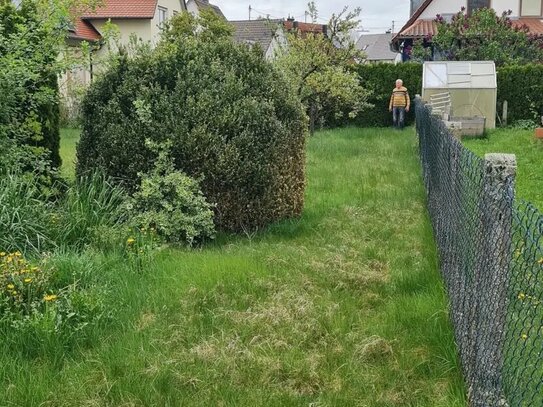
[521,0,542,16]
[467,0,490,15]
[158,7,168,25]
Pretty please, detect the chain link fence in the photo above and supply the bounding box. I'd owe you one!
[415,97,543,406]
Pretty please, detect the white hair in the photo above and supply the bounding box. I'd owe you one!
[396,79,403,85]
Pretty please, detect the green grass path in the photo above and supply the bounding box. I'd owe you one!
[4,127,466,406]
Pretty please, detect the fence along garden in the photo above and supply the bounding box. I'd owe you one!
[414,97,543,406]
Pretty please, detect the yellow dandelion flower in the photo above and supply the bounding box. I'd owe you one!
[24,278,32,283]
[127,237,136,245]
[518,292,526,300]
[521,333,528,340]
[7,284,14,290]
[14,251,21,257]
[44,294,58,302]
[11,290,17,295]
[538,257,543,265]
[0,252,5,257]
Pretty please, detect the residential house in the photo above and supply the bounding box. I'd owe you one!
[356,33,401,64]
[393,0,543,60]
[230,19,287,60]
[186,0,225,19]
[65,0,186,86]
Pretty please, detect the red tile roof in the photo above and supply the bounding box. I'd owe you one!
[70,18,102,41]
[396,19,437,39]
[81,0,159,19]
[512,18,543,35]
[393,0,434,42]
[284,20,327,35]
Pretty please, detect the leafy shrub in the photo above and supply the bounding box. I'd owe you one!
[497,64,543,125]
[0,2,61,170]
[77,25,307,232]
[350,63,423,128]
[129,141,215,246]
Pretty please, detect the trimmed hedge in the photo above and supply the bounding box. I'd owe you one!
[77,39,307,232]
[354,63,423,127]
[497,64,543,125]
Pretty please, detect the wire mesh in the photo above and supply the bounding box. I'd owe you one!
[415,98,543,406]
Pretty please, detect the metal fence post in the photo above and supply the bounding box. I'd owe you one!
[471,153,516,407]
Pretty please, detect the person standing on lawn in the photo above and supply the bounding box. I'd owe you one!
[389,79,410,130]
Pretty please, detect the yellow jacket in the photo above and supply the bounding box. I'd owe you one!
[389,86,410,110]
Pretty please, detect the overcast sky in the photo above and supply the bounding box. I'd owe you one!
[216,0,411,35]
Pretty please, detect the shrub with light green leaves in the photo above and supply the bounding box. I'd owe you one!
[129,141,215,246]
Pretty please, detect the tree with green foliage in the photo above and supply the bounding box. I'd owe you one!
[413,8,543,66]
[0,0,98,174]
[275,3,370,134]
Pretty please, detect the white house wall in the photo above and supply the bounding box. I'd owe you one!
[265,28,288,60]
[92,19,153,45]
[420,0,467,18]
[186,0,199,16]
[151,0,186,43]
[492,0,521,16]
[420,0,522,19]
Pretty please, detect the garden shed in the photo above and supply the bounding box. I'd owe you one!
[422,61,497,129]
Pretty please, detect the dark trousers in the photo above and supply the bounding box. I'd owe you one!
[392,107,406,129]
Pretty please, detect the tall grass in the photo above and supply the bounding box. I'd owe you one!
[54,172,128,250]
[0,173,53,254]
[1,127,467,406]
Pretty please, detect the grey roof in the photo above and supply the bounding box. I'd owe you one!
[356,33,399,61]
[230,19,283,52]
[193,0,225,19]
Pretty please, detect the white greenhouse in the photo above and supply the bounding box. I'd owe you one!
[422,61,497,129]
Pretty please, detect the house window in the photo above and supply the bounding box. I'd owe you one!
[467,0,490,15]
[521,0,542,16]
[158,7,168,25]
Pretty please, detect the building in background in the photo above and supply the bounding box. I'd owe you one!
[393,0,543,61]
[186,0,225,19]
[230,19,287,60]
[356,33,401,64]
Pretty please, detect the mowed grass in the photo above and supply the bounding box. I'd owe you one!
[2,127,466,406]
[464,128,543,210]
[59,128,80,180]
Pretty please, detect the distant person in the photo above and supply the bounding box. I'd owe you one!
[389,79,410,130]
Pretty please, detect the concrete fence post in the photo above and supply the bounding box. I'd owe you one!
[470,153,516,407]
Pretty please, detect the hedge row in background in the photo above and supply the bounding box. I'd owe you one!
[351,63,543,128]
[354,63,423,128]
[497,64,543,125]
[77,38,307,232]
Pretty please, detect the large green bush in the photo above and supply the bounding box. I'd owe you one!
[497,64,543,125]
[353,63,423,127]
[77,34,307,232]
[0,2,61,170]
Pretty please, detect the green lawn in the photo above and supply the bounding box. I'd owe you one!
[2,127,466,406]
[59,128,80,180]
[464,128,543,210]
